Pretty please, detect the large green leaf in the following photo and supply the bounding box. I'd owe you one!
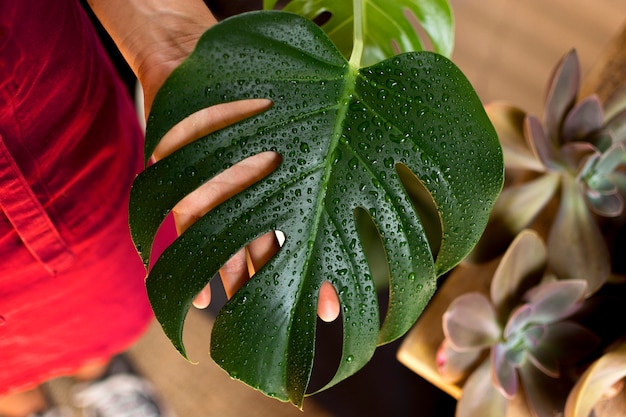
[129,11,502,407]
[263,0,454,66]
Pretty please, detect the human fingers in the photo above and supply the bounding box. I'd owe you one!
[192,287,212,309]
[152,99,271,161]
[247,231,281,273]
[173,151,280,308]
[151,98,341,321]
[152,99,277,309]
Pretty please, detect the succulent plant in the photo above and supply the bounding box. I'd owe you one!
[438,230,600,417]
[469,49,626,295]
[565,339,626,417]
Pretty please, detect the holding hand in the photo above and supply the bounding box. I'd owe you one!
[89,0,340,321]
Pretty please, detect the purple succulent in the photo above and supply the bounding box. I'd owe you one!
[439,230,600,417]
[471,49,626,294]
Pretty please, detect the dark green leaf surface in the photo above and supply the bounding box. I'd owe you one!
[263,0,454,66]
[129,11,502,407]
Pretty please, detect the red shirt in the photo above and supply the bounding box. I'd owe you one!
[0,0,153,394]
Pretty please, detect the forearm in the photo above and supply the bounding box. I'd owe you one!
[87,0,217,111]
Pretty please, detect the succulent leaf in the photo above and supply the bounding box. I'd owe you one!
[492,343,519,398]
[522,321,598,381]
[547,176,611,294]
[491,230,547,318]
[436,339,484,384]
[519,360,574,417]
[561,95,604,142]
[443,292,501,351]
[522,323,546,349]
[565,340,626,417]
[503,303,534,339]
[587,130,614,152]
[604,108,626,142]
[523,279,587,323]
[589,142,626,178]
[586,187,624,216]
[543,49,580,145]
[456,360,508,417]
[525,115,560,170]
[530,321,599,370]
[603,84,626,121]
[467,175,560,263]
[526,344,560,379]
[560,142,599,174]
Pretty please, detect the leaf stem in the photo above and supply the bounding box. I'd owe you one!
[349,0,364,68]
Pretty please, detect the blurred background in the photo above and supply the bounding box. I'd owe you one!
[60,0,626,416]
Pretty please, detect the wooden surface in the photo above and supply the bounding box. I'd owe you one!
[397,260,499,399]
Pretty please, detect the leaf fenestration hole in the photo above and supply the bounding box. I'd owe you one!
[312,11,332,26]
[172,151,282,235]
[354,207,389,329]
[390,39,402,56]
[308,299,344,394]
[152,98,273,161]
[211,230,283,304]
[355,207,391,294]
[396,163,442,258]
[402,8,434,52]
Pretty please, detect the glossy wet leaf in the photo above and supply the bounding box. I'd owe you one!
[263,0,454,66]
[129,11,502,406]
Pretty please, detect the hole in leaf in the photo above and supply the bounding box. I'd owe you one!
[206,272,228,316]
[264,1,331,27]
[312,11,332,26]
[402,8,434,52]
[355,207,390,294]
[218,244,254,299]
[354,207,389,333]
[153,98,272,161]
[148,213,178,270]
[172,151,282,235]
[308,309,344,394]
[390,39,402,56]
[269,0,291,10]
[201,230,284,310]
[275,230,286,246]
[396,163,442,258]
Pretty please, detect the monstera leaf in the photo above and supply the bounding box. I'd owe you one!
[129,11,502,407]
[263,0,454,66]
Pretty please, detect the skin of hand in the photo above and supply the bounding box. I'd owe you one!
[88,0,340,322]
